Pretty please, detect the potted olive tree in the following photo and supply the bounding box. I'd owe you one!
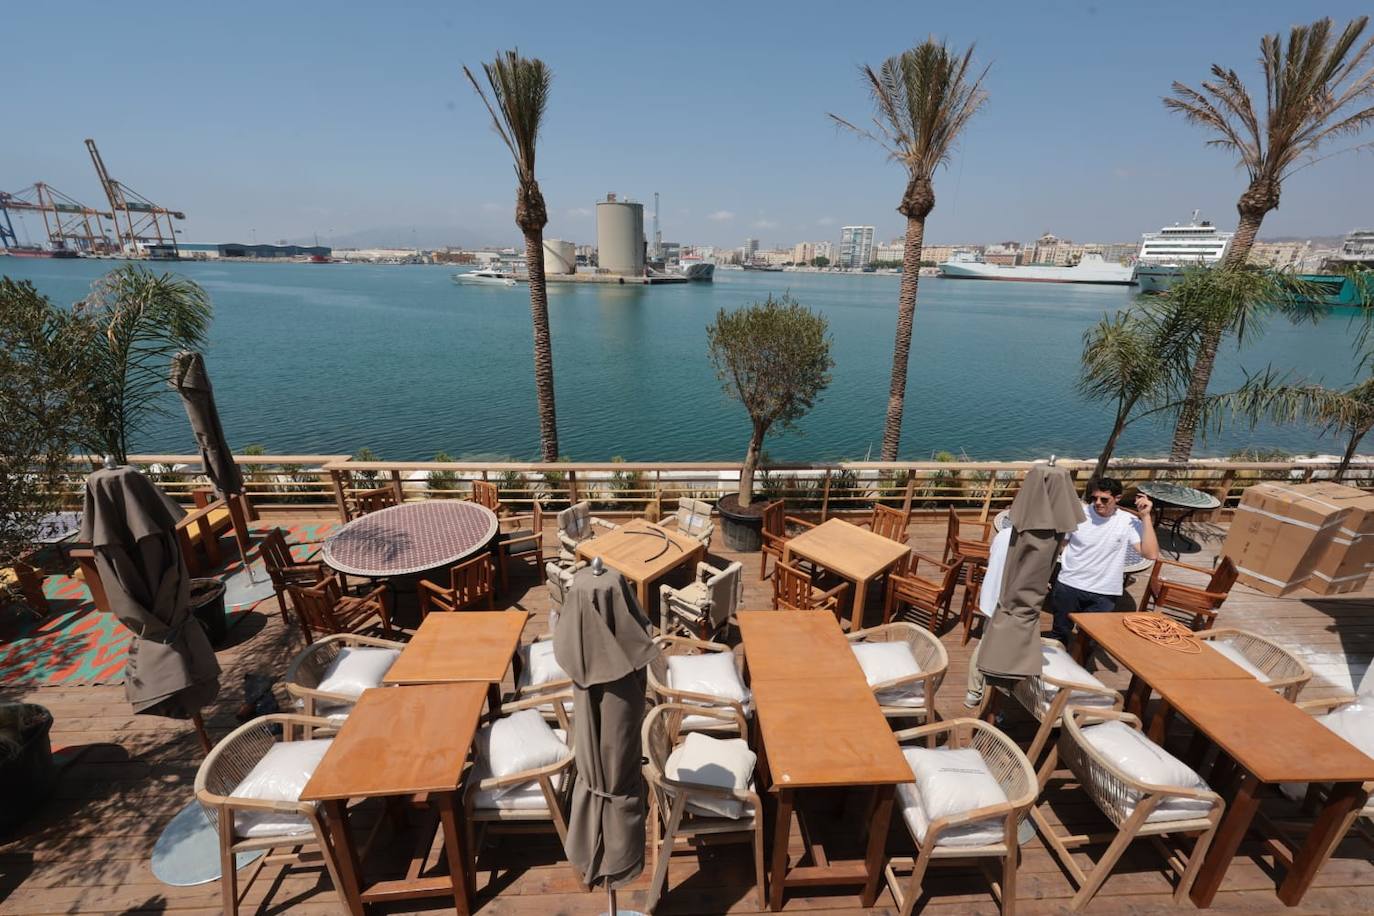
[707,294,833,551]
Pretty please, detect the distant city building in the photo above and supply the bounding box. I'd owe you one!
[1249,240,1311,270]
[1099,241,1141,264]
[180,242,332,260]
[872,241,904,263]
[921,244,976,264]
[983,242,1022,266]
[792,242,815,264]
[1028,233,1087,266]
[660,241,681,262]
[814,240,834,262]
[839,226,875,269]
[743,238,759,258]
[758,248,792,266]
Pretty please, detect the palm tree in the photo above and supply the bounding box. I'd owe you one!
[1163,16,1374,460]
[830,39,988,461]
[465,50,560,461]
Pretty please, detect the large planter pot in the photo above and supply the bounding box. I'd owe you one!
[0,703,56,833]
[716,494,766,552]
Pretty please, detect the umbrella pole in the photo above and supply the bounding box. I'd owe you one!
[608,886,616,915]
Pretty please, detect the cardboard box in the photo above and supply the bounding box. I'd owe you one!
[1222,482,1350,596]
[1297,482,1374,595]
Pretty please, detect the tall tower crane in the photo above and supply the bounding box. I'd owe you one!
[85,138,185,256]
[0,184,114,252]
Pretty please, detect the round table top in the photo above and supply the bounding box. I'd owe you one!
[993,508,1153,574]
[322,501,499,578]
[1137,481,1221,511]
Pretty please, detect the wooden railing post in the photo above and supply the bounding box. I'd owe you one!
[902,469,916,517]
[331,469,350,522]
[567,470,579,505]
[390,469,404,503]
[979,476,996,523]
[820,469,833,521]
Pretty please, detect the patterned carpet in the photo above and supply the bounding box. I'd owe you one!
[0,521,338,688]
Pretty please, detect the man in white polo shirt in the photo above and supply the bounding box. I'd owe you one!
[1049,476,1159,645]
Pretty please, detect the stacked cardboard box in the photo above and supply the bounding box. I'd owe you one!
[1299,483,1374,595]
[1221,482,1350,596]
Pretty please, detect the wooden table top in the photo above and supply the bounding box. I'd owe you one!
[574,519,701,582]
[1071,613,1256,683]
[1151,677,1374,784]
[738,610,864,682]
[301,683,486,801]
[784,518,910,582]
[383,611,528,685]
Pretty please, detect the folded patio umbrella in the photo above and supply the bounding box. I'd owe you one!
[553,564,657,894]
[79,466,220,723]
[978,462,1083,680]
[170,350,244,500]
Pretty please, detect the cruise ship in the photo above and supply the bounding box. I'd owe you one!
[1324,228,1374,271]
[1134,212,1233,293]
[938,251,1135,285]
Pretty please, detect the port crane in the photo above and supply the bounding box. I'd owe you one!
[85,138,185,256]
[0,183,114,253]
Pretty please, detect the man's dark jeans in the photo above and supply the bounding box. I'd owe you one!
[1049,581,1119,644]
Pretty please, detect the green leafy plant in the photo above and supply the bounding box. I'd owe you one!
[352,447,381,484]
[429,451,460,491]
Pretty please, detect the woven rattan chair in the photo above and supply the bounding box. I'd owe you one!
[1008,638,1123,786]
[759,500,815,580]
[658,497,715,548]
[883,551,964,632]
[418,554,496,616]
[642,703,765,912]
[846,623,948,726]
[556,501,618,561]
[1197,627,1311,701]
[287,574,392,640]
[884,718,1038,916]
[646,635,749,734]
[1291,693,1374,845]
[260,526,326,639]
[772,561,850,614]
[194,714,344,916]
[1141,556,1238,630]
[283,632,404,722]
[862,503,911,543]
[944,506,993,565]
[659,560,743,639]
[1033,709,1225,910]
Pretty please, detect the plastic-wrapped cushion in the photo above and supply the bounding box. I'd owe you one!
[1039,643,1115,715]
[851,641,925,707]
[316,647,400,699]
[897,747,1008,847]
[1207,640,1271,682]
[518,641,568,689]
[1080,721,1214,823]
[475,710,572,798]
[231,739,333,837]
[1281,702,1374,801]
[665,732,756,819]
[471,729,569,810]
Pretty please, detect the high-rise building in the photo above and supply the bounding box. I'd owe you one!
[743,238,759,258]
[814,240,834,262]
[839,226,875,269]
[793,242,815,265]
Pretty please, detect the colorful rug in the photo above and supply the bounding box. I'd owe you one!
[0,521,339,688]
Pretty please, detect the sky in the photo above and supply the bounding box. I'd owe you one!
[4,1,1372,251]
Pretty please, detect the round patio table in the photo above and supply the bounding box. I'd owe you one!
[1136,481,1221,559]
[994,508,1154,575]
[322,501,499,578]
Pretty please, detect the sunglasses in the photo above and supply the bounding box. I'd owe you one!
[1091,495,1116,505]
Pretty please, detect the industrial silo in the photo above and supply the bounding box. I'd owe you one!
[596,193,645,275]
[542,238,576,274]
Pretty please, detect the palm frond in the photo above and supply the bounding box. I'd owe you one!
[464,49,552,188]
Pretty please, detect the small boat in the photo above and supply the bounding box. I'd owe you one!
[452,268,519,287]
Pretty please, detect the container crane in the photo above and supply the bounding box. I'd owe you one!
[85,138,185,256]
[0,183,114,253]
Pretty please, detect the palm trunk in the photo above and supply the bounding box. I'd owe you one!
[881,216,925,461]
[1222,209,1265,269]
[1335,425,1367,482]
[738,421,766,508]
[1093,403,1132,483]
[523,230,559,462]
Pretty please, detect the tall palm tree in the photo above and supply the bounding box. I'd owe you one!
[1164,16,1374,460]
[465,50,560,461]
[830,39,988,461]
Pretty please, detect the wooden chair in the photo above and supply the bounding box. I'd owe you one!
[759,500,815,580]
[884,718,1038,916]
[862,503,911,544]
[1,559,49,618]
[771,562,849,614]
[1033,708,1224,910]
[642,703,765,912]
[194,714,346,916]
[944,506,993,565]
[659,560,743,640]
[471,479,501,513]
[283,632,405,722]
[417,554,496,616]
[494,501,546,594]
[846,623,948,727]
[959,560,989,645]
[1141,555,1238,630]
[1197,627,1311,701]
[287,574,392,640]
[350,485,398,518]
[260,527,326,638]
[1007,638,1123,787]
[646,636,750,735]
[883,552,964,632]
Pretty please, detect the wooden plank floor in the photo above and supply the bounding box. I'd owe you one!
[3,511,1373,915]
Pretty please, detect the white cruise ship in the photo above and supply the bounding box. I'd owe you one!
[1134,212,1233,293]
[938,251,1135,285]
[1324,229,1374,270]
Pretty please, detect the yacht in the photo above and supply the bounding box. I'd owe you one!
[938,251,1135,285]
[1134,212,1233,293]
[452,268,519,287]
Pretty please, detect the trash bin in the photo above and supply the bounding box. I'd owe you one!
[0,703,56,834]
[190,578,228,647]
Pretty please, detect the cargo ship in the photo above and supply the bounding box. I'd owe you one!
[938,251,1135,285]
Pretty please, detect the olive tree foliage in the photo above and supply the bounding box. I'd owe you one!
[0,279,98,576]
[707,294,834,508]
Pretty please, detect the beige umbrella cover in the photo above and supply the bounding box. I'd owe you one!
[170,351,244,499]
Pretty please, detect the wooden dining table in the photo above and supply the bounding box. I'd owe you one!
[300,682,487,916]
[781,518,911,631]
[383,610,528,712]
[738,610,911,911]
[574,518,705,609]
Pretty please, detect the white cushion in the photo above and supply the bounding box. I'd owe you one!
[1207,639,1272,683]
[471,729,569,811]
[1281,702,1374,801]
[316,647,400,699]
[1080,721,1214,823]
[475,710,572,798]
[666,652,750,705]
[898,747,1008,847]
[852,641,925,708]
[1038,643,1115,715]
[518,640,569,690]
[231,739,333,837]
[665,732,756,820]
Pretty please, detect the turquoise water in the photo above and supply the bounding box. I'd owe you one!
[3,257,1364,462]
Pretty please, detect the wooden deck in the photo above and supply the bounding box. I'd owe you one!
[3,511,1373,915]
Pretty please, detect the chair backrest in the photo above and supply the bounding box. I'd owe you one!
[1208,555,1239,595]
[761,500,787,539]
[448,554,494,606]
[676,498,713,538]
[259,527,295,585]
[559,501,593,541]
[288,575,345,635]
[546,561,577,605]
[936,555,966,605]
[944,506,962,552]
[472,480,500,512]
[773,563,818,610]
[703,561,743,623]
[870,504,909,543]
[354,485,398,516]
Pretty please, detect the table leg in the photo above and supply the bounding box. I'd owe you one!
[322,798,366,916]
[435,791,474,916]
[1190,771,1261,907]
[1147,698,1176,745]
[1071,633,1095,666]
[1124,674,1148,718]
[861,784,895,907]
[486,683,502,717]
[849,577,868,632]
[769,788,794,911]
[1277,781,1368,906]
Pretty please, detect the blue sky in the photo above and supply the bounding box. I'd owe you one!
[5,1,1372,250]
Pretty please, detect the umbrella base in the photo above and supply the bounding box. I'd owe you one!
[221,562,276,611]
[152,798,264,886]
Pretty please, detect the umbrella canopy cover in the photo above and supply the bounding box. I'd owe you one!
[170,351,243,499]
[553,567,656,890]
[79,466,220,717]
